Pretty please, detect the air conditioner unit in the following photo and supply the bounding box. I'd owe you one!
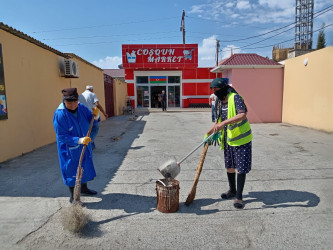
[64,59,79,78]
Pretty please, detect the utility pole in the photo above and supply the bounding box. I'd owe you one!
[216,39,220,66]
[180,10,185,44]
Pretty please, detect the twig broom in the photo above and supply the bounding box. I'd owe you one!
[185,143,209,206]
[61,116,94,233]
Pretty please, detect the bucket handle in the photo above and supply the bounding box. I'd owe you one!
[156,179,167,186]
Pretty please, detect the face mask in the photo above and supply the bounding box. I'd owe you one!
[214,86,229,100]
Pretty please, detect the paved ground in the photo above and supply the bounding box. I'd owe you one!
[0,109,332,250]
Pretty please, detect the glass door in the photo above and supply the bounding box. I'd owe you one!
[167,86,180,108]
[136,86,149,107]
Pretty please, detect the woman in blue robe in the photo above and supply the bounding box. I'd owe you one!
[53,88,99,203]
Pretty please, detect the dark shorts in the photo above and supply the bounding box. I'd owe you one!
[223,141,252,174]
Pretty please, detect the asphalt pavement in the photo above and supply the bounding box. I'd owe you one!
[0,109,332,250]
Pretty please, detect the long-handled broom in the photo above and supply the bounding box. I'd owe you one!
[72,116,95,204]
[185,143,209,205]
[61,116,95,233]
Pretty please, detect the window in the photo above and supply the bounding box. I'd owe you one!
[136,76,148,84]
[168,76,180,83]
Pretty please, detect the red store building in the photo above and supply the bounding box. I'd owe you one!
[122,44,222,108]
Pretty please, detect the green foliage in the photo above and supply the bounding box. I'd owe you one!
[316,23,326,50]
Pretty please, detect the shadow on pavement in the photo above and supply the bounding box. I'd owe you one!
[86,193,221,215]
[80,194,221,237]
[245,189,320,208]
[80,189,320,237]
[179,198,221,214]
[0,115,147,200]
[86,193,156,213]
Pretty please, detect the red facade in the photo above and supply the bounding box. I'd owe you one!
[122,44,221,108]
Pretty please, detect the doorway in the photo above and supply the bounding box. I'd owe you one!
[151,86,165,108]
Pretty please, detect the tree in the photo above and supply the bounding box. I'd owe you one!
[316,23,326,50]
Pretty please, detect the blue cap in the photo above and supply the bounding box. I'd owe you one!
[210,78,229,89]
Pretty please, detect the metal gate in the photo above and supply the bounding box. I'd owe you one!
[104,74,114,117]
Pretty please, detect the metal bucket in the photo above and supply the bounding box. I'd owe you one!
[156,179,180,213]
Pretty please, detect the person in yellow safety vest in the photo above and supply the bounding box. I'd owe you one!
[204,78,252,209]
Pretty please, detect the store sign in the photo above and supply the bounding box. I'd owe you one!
[122,44,198,69]
[0,44,8,120]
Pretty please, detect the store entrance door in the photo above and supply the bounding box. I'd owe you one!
[151,86,165,108]
[168,85,180,107]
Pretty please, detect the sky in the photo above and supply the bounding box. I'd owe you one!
[1,0,332,69]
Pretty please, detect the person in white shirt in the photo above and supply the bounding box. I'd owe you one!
[79,85,108,149]
[209,93,217,122]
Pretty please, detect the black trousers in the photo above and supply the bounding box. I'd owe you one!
[161,101,166,111]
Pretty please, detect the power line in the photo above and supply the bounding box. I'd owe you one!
[221,23,333,52]
[41,31,178,41]
[185,6,332,50]
[41,5,333,48]
[30,17,178,34]
[186,15,264,29]
[34,4,332,38]
[53,35,181,46]
[189,5,333,43]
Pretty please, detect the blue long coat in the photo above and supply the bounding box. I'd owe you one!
[53,102,97,187]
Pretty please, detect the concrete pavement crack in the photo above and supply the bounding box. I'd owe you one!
[16,206,62,245]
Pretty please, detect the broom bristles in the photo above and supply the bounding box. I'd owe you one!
[61,204,90,233]
[185,144,209,205]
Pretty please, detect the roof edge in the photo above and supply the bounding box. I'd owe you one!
[211,64,284,73]
[65,53,102,71]
[0,22,69,59]
[0,22,101,71]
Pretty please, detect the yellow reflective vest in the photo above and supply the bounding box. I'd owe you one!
[218,93,253,150]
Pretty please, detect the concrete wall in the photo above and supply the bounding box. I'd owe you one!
[0,29,104,162]
[113,78,128,116]
[231,68,284,123]
[282,47,333,132]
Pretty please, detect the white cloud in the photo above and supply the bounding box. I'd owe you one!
[188,0,296,24]
[92,56,122,69]
[198,38,243,66]
[236,1,251,10]
[188,5,205,14]
[198,35,217,67]
[231,13,240,19]
[222,45,241,59]
[225,2,234,8]
[258,0,293,9]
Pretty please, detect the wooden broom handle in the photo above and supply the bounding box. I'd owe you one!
[73,116,95,203]
[193,143,209,185]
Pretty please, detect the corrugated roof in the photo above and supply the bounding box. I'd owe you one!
[0,22,67,58]
[104,69,125,77]
[0,22,102,71]
[220,53,281,66]
[217,58,228,66]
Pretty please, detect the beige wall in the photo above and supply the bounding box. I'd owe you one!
[113,78,128,116]
[282,47,333,132]
[0,29,104,162]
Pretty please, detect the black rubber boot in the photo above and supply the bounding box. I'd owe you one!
[69,186,74,203]
[234,173,246,209]
[221,172,236,199]
[81,183,97,195]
